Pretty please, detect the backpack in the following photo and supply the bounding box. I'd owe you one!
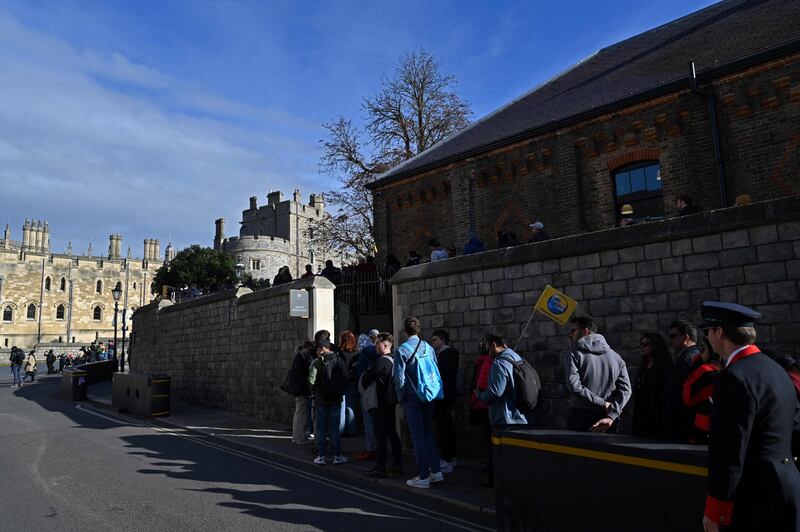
[499,354,542,412]
[407,340,444,402]
[12,350,24,365]
[317,353,348,400]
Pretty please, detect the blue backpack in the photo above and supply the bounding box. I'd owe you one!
[406,340,444,402]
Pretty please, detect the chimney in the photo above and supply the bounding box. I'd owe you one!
[115,234,122,258]
[143,239,150,261]
[43,221,50,252]
[293,189,301,202]
[22,219,30,250]
[249,196,258,210]
[154,239,160,261]
[108,234,116,259]
[267,190,283,206]
[214,218,225,250]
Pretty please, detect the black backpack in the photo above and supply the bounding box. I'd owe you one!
[317,353,349,400]
[12,349,24,365]
[500,354,542,412]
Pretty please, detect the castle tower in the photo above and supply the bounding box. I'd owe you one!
[214,218,225,250]
[154,239,160,261]
[309,193,325,212]
[249,196,258,210]
[109,235,116,259]
[43,221,50,252]
[115,234,122,259]
[267,191,283,206]
[143,239,151,261]
[33,220,42,251]
[22,219,31,250]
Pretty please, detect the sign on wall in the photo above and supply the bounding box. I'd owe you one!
[534,285,578,326]
[289,289,309,318]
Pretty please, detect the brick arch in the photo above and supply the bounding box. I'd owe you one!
[606,148,661,171]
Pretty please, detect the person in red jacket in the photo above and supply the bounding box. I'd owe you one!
[470,335,494,487]
[682,339,720,444]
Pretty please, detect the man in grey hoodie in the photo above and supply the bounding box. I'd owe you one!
[563,316,631,433]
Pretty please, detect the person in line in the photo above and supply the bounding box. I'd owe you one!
[319,260,341,285]
[632,333,672,438]
[563,316,631,432]
[308,332,349,465]
[394,316,443,489]
[476,334,529,487]
[354,330,380,461]
[290,340,314,444]
[384,255,401,279]
[682,338,721,444]
[663,320,702,442]
[699,302,800,531]
[404,250,422,267]
[767,352,800,471]
[273,265,293,286]
[338,330,358,437]
[360,332,402,479]
[469,338,494,487]
[24,350,37,382]
[301,264,315,279]
[431,329,460,473]
[676,194,700,216]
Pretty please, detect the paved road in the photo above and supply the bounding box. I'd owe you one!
[0,371,492,531]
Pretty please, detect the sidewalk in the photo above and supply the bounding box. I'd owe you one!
[87,381,496,520]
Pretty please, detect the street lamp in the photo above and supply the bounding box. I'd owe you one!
[120,306,128,373]
[235,262,245,286]
[112,282,122,368]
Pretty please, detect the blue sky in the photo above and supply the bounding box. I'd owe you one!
[0,0,717,257]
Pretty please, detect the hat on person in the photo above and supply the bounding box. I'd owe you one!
[368,329,380,338]
[316,337,332,348]
[620,204,634,215]
[734,194,752,206]
[529,222,545,230]
[699,301,761,329]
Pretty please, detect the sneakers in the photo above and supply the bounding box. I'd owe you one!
[313,456,327,465]
[406,476,430,489]
[429,471,445,483]
[355,450,377,461]
[440,460,454,473]
[365,468,387,479]
[332,455,348,465]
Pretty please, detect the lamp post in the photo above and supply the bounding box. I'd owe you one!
[112,282,122,369]
[235,262,245,286]
[120,307,127,373]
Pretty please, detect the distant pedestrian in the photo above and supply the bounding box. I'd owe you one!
[632,333,672,438]
[431,329,460,473]
[290,341,314,444]
[308,332,349,465]
[45,349,56,374]
[394,316,443,489]
[273,266,293,286]
[429,239,449,262]
[676,194,700,216]
[563,317,631,432]
[663,320,701,442]
[462,232,485,255]
[320,260,341,285]
[699,302,800,531]
[360,332,402,479]
[25,350,37,382]
[57,353,66,373]
[404,250,422,267]
[9,346,24,387]
[528,221,550,243]
[301,264,315,279]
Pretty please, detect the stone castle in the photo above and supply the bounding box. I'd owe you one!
[214,189,334,281]
[0,220,170,349]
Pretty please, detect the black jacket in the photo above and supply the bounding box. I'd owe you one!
[662,344,701,441]
[436,346,460,402]
[705,348,800,530]
[291,350,312,397]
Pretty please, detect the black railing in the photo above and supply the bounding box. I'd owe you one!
[333,270,393,332]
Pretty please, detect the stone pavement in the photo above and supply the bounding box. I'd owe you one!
[87,381,496,520]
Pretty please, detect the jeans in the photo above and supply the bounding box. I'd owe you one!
[433,399,457,462]
[306,397,314,437]
[315,402,342,457]
[371,403,401,471]
[403,398,441,480]
[10,365,22,385]
[361,395,376,451]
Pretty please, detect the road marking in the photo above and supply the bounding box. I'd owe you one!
[75,404,147,427]
[78,404,491,531]
[492,435,708,477]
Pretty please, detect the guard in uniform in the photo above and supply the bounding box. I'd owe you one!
[700,302,800,531]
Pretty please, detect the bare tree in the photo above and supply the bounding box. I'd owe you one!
[309,49,471,260]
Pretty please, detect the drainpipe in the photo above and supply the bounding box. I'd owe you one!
[690,61,728,208]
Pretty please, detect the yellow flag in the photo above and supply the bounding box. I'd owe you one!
[534,285,578,326]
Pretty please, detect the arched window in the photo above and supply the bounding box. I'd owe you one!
[96,280,102,294]
[60,277,66,291]
[56,304,65,320]
[2,306,12,322]
[27,303,36,320]
[613,161,664,224]
[93,306,102,321]
[44,277,51,291]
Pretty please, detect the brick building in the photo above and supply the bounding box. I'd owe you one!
[367,0,800,260]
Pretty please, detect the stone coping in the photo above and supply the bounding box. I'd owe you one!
[390,195,800,285]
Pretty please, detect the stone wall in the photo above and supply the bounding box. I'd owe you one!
[130,276,334,425]
[389,197,800,432]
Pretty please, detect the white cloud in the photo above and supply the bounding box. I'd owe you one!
[0,14,325,257]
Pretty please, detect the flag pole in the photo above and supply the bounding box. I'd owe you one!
[514,308,538,351]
